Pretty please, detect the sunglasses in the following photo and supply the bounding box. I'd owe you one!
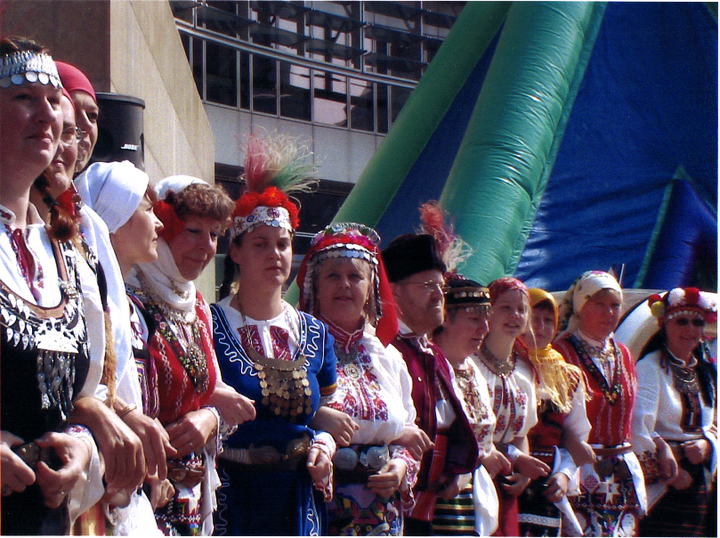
[673,317,705,327]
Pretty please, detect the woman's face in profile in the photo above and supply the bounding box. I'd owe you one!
[43,94,78,197]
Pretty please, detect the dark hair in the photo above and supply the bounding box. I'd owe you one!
[165,183,233,225]
[218,236,240,300]
[0,36,46,56]
[639,326,716,408]
[532,299,555,313]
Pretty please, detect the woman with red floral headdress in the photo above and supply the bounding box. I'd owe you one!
[297,222,431,535]
[125,175,256,535]
[211,134,338,536]
[632,288,717,537]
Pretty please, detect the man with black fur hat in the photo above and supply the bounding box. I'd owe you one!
[382,234,479,535]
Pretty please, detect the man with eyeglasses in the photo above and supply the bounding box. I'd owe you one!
[382,233,479,536]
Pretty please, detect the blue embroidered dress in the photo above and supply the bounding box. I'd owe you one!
[211,297,337,536]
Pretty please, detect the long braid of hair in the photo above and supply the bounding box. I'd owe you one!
[696,342,716,409]
[96,264,117,406]
[33,176,80,242]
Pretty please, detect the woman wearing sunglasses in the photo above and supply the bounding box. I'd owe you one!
[632,288,717,537]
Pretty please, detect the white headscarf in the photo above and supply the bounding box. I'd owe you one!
[127,238,196,315]
[558,270,623,334]
[126,175,208,316]
[75,161,149,233]
[155,175,205,201]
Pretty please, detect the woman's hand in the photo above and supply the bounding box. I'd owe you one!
[1,432,36,495]
[391,426,433,461]
[308,406,358,447]
[669,468,693,490]
[146,473,175,510]
[166,408,217,458]
[367,459,407,498]
[122,407,176,481]
[682,439,711,465]
[480,448,512,478]
[654,437,679,482]
[437,473,472,500]
[71,396,145,496]
[34,432,92,508]
[501,472,532,497]
[514,453,551,480]
[207,385,256,427]
[306,445,333,499]
[563,435,596,466]
[543,472,570,503]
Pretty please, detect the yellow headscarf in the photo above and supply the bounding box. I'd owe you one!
[527,288,585,412]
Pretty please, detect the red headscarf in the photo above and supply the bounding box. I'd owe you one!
[56,61,97,103]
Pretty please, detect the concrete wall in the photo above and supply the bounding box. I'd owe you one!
[1,0,217,298]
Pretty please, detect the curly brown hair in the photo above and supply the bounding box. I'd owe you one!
[165,182,234,228]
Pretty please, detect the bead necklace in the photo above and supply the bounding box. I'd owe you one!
[664,350,700,395]
[478,340,516,378]
[133,284,208,393]
[234,294,312,421]
[134,270,196,325]
[569,334,621,405]
[577,334,615,363]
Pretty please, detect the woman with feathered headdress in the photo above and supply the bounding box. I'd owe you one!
[210,133,338,535]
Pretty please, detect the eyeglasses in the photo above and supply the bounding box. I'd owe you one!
[674,317,705,327]
[59,126,85,148]
[400,280,446,294]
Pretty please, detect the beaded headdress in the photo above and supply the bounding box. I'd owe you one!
[647,287,717,324]
[297,223,398,345]
[231,133,317,239]
[0,50,61,88]
[444,274,491,312]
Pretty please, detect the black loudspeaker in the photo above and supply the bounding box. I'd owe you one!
[91,92,146,170]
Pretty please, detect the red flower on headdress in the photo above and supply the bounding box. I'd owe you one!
[234,186,300,229]
[154,200,186,241]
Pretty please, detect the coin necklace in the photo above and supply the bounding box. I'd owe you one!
[235,295,313,422]
[479,341,517,378]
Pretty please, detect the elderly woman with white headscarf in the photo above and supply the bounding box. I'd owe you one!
[553,271,646,537]
[120,174,255,535]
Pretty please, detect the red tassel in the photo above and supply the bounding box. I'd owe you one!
[375,257,398,346]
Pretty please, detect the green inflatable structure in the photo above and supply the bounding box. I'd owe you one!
[286,1,606,301]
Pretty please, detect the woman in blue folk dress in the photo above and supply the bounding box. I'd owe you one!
[212,135,337,536]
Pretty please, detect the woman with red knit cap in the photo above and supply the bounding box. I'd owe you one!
[55,61,98,173]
